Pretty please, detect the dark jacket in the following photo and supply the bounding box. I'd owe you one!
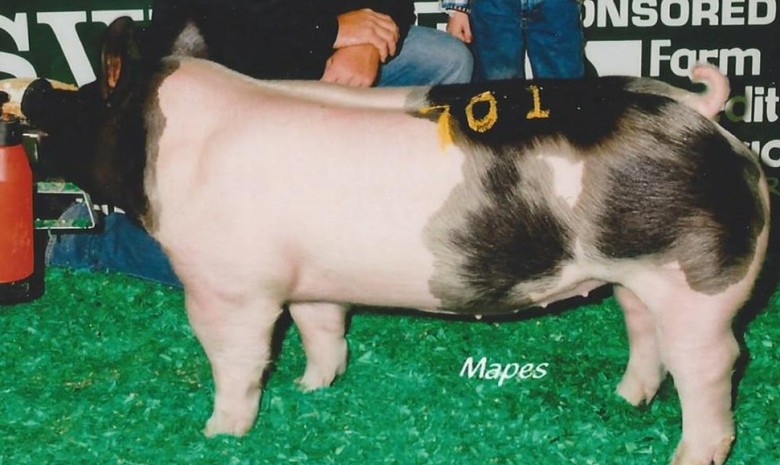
[147,0,416,79]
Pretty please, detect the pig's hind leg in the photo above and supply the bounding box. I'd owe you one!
[614,285,667,406]
[289,302,349,391]
[184,288,283,437]
[622,268,754,465]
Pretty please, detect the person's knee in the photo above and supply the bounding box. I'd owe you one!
[436,37,474,84]
[397,26,474,85]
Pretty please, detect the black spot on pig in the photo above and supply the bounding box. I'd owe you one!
[422,140,575,314]
[138,59,183,231]
[447,181,573,312]
[589,102,766,293]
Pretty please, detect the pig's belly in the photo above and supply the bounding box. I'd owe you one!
[287,218,609,313]
[290,252,607,313]
[291,260,443,310]
[285,206,447,311]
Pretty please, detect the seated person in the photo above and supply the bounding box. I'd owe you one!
[46,0,473,288]
[147,0,473,86]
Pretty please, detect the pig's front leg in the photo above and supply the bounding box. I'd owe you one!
[614,285,667,406]
[289,302,349,391]
[184,288,283,437]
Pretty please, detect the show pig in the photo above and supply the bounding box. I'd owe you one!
[4,17,769,465]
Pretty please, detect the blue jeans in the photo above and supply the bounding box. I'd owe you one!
[47,204,183,287]
[378,25,473,86]
[470,0,584,81]
[46,26,473,288]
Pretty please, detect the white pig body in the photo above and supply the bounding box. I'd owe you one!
[137,60,768,465]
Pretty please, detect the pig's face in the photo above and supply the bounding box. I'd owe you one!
[21,17,151,220]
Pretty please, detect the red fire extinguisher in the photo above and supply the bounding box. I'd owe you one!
[0,108,34,303]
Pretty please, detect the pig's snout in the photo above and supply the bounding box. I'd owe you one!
[21,79,57,128]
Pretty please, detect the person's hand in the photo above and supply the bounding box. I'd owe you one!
[334,9,399,62]
[446,11,472,43]
[321,45,381,87]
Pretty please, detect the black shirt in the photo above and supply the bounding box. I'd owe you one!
[147,0,416,79]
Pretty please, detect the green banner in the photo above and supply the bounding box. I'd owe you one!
[1,0,779,188]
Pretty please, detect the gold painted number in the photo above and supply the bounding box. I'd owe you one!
[526,85,550,119]
[465,91,499,133]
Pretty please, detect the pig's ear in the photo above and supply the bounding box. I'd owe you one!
[100,16,142,100]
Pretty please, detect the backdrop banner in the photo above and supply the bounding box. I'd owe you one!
[1,0,778,192]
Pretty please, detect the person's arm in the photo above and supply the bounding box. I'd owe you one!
[333,0,416,45]
[332,9,400,61]
[321,44,382,87]
[446,10,472,43]
[322,8,398,87]
[319,0,416,86]
[440,0,472,42]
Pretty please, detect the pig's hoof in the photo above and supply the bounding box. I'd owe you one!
[203,413,254,438]
[295,363,345,392]
[616,373,660,407]
[296,344,347,391]
[670,435,734,465]
[296,375,331,392]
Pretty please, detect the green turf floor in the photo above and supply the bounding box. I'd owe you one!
[1,267,778,464]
